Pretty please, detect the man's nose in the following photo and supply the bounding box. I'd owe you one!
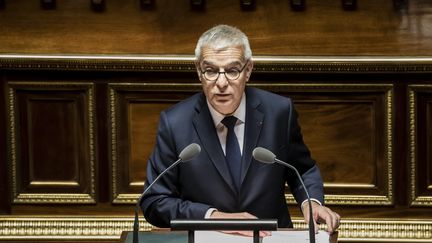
[215,73,229,88]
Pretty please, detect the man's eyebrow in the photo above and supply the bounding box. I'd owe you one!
[201,61,242,67]
[226,61,242,67]
[201,61,216,66]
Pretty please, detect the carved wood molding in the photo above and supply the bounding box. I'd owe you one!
[1,55,432,73]
[0,216,431,241]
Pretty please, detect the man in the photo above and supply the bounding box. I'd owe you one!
[141,25,340,236]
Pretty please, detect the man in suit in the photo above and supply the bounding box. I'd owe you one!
[141,24,340,236]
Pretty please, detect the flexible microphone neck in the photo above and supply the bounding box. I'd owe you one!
[133,143,201,243]
[274,158,315,243]
[253,147,315,243]
[133,157,182,243]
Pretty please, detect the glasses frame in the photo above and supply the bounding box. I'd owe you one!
[200,60,249,82]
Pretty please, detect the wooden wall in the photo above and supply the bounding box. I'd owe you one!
[0,0,431,55]
[1,0,432,242]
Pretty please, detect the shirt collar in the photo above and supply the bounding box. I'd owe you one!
[207,93,246,128]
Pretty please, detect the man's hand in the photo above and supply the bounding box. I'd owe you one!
[302,201,340,234]
[209,211,272,237]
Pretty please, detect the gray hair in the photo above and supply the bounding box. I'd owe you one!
[194,25,252,61]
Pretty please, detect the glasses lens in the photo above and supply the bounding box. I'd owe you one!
[204,70,218,81]
[225,70,240,80]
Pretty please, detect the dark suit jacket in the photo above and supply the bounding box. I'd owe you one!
[141,87,324,228]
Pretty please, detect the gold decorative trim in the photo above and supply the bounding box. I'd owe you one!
[130,182,145,186]
[386,86,394,205]
[324,183,376,188]
[1,55,432,73]
[112,194,142,204]
[409,87,416,206]
[88,83,96,203]
[286,195,393,206]
[7,86,17,205]
[109,83,201,204]
[29,181,80,186]
[13,194,95,204]
[109,86,118,202]
[0,216,152,240]
[109,83,393,206]
[6,82,96,204]
[0,216,431,242]
[408,85,432,206]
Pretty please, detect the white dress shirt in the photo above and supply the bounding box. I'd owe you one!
[207,93,246,155]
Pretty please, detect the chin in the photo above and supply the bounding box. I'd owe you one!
[217,108,235,115]
[212,102,235,115]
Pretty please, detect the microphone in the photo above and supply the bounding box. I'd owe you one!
[252,147,316,243]
[132,143,201,243]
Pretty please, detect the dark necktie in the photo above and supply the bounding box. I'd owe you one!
[221,116,242,191]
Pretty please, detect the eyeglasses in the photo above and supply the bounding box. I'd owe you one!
[200,61,249,82]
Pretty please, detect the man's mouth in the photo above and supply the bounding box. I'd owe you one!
[214,93,231,100]
[215,93,230,97]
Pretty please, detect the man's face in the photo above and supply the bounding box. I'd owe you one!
[196,46,253,115]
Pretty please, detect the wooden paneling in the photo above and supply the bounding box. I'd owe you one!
[109,84,200,203]
[255,84,393,205]
[1,56,432,242]
[0,0,432,240]
[409,85,432,206]
[6,82,96,204]
[0,0,432,55]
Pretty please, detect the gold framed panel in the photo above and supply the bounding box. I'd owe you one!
[6,82,96,204]
[408,85,432,207]
[109,83,202,204]
[253,83,394,206]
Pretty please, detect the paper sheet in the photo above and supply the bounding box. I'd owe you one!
[195,230,330,243]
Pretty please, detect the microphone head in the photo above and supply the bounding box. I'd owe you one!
[179,143,201,162]
[252,147,276,164]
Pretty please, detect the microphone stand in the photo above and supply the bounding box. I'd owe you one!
[274,158,315,243]
[133,157,183,243]
[132,143,201,243]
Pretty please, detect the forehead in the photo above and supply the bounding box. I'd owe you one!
[200,46,245,66]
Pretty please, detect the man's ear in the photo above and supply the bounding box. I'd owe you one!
[246,60,254,82]
[194,60,202,81]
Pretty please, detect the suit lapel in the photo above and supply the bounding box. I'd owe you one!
[192,94,237,194]
[240,89,264,187]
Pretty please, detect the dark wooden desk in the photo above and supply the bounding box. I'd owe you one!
[120,229,338,243]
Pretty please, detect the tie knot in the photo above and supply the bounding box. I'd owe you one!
[222,116,238,129]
